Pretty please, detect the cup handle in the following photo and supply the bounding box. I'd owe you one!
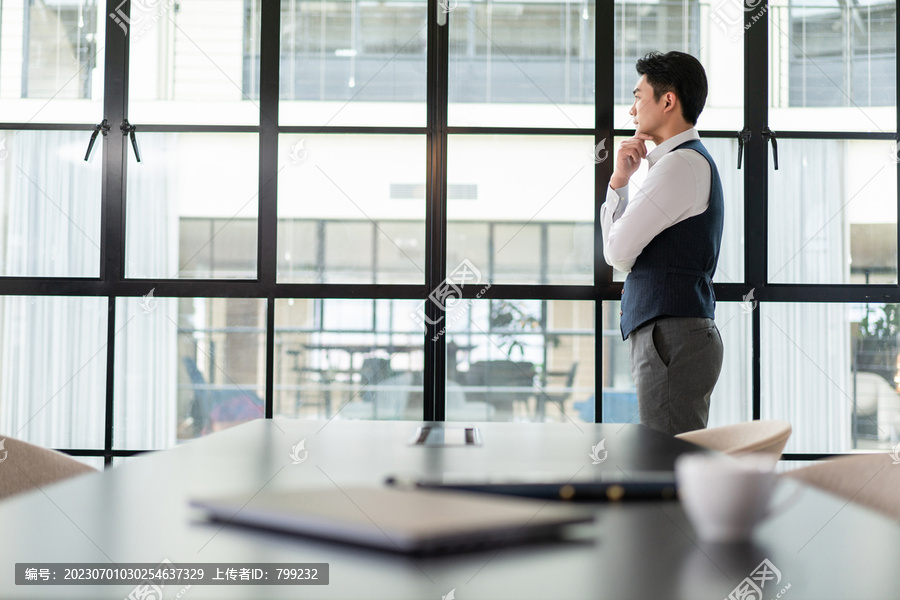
[763,478,806,521]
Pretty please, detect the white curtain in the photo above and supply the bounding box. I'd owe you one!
[0,131,178,450]
[705,138,753,428]
[763,140,850,453]
[117,133,179,449]
[0,131,106,448]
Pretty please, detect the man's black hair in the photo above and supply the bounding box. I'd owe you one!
[635,51,708,125]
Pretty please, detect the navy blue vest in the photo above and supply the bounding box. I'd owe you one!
[619,139,724,340]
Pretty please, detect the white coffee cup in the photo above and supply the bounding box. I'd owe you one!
[676,453,779,543]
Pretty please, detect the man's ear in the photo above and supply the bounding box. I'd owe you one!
[663,91,678,115]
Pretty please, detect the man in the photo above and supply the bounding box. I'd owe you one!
[600,51,724,436]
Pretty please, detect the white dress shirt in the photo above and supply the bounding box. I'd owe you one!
[600,128,711,273]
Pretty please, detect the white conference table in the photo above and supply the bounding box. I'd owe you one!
[1,419,899,599]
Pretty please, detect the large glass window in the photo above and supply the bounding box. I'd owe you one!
[762,302,900,453]
[446,300,594,423]
[2,0,898,466]
[114,297,266,449]
[0,0,105,123]
[0,130,102,277]
[125,133,259,279]
[0,296,108,449]
[274,299,424,420]
[614,0,743,130]
[277,134,426,284]
[129,0,261,125]
[278,0,428,127]
[768,0,896,132]
[768,139,897,284]
[448,0,595,128]
[446,135,594,285]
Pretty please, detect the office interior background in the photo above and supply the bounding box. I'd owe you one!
[0,0,897,467]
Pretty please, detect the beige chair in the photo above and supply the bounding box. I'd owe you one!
[675,420,793,458]
[784,453,900,522]
[0,436,96,501]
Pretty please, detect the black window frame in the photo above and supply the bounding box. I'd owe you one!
[0,0,897,465]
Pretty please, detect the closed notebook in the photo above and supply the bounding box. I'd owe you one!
[191,486,594,555]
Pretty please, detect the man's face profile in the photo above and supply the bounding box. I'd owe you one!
[629,74,675,138]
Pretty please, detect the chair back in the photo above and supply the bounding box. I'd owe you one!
[784,453,900,522]
[371,371,414,419]
[181,356,207,387]
[0,437,96,500]
[676,420,792,458]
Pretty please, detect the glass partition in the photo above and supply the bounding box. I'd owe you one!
[114,296,266,450]
[762,302,900,453]
[446,299,594,423]
[274,299,424,420]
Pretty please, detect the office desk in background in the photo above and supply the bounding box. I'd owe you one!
[1,420,899,599]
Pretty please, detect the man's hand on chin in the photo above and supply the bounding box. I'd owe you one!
[609,132,654,190]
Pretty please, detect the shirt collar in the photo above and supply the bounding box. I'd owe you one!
[646,127,700,168]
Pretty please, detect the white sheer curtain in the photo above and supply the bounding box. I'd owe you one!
[0,131,106,448]
[764,140,850,453]
[114,297,178,450]
[705,138,753,428]
[125,134,179,278]
[1,131,178,450]
[116,134,178,449]
[1,130,101,277]
[0,295,107,448]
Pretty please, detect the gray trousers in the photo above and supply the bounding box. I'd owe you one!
[629,316,724,436]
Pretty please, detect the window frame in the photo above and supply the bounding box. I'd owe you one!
[0,0,897,464]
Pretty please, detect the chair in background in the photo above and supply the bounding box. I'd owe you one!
[446,380,496,421]
[676,420,793,459]
[358,357,394,403]
[182,356,265,435]
[783,453,900,522]
[339,371,414,420]
[462,360,536,421]
[538,362,578,421]
[0,436,96,501]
